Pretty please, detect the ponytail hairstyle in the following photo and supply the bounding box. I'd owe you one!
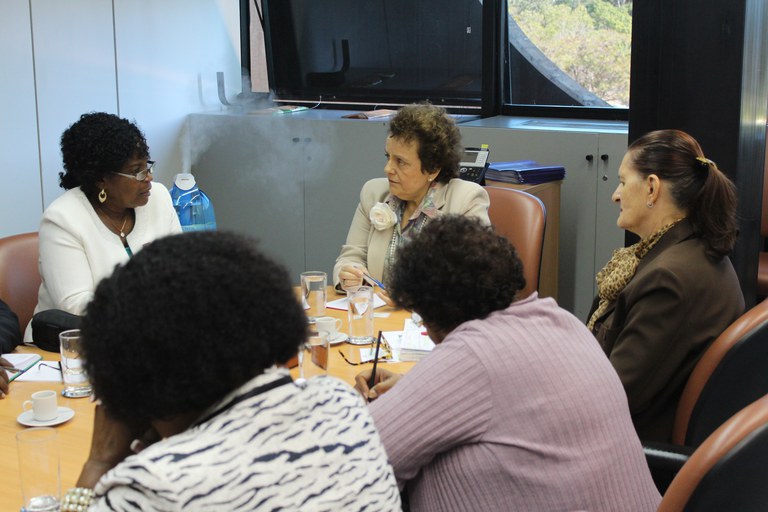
[628,129,737,259]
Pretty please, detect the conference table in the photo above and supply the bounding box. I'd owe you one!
[0,287,415,510]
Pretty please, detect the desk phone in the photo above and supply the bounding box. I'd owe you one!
[459,145,490,184]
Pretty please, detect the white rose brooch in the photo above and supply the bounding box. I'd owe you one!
[369,202,397,231]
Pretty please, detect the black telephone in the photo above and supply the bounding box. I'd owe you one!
[458,145,490,185]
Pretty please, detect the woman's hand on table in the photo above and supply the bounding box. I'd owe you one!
[354,368,402,401]
[0,356,9,398]
[76,404,156,488]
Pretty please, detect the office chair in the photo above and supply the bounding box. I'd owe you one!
[644,298,768,490]
[657,394,768,512]
[757,162,768,298]
[0,232,40,332]
[484,186,546,299]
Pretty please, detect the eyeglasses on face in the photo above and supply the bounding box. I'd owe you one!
[114,160,155,182]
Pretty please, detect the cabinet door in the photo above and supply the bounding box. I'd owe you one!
[594,134,628,278]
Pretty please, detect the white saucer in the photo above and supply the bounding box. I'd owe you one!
[17,406,75,427]
[328,332,349,345]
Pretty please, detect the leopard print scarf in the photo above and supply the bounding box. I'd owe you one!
[587,221,681,332]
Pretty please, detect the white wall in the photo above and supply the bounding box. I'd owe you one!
[0,0,241,237]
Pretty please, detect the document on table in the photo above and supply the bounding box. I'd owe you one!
[14,361,62,382]
[326,294,387,311]
[382,319,435,362]
[1,353,43,382]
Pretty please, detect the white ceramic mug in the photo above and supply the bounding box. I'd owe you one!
[22,390,58,421]
[315,316,342,340]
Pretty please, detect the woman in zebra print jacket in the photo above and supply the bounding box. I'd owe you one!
[68,231,401,511]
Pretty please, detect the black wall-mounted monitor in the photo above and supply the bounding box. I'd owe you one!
[261,0,488,111]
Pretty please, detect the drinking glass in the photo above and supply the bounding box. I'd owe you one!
[297,332,329,382]
[58,329,93,398]
[17,427,60,512]
[301,271,327,323]
[347,286,375,344]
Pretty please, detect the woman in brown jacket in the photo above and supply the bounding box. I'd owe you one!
[588,129,744,442]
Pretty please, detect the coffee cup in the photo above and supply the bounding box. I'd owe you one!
[315,316,342,340]
[22,390,58,422]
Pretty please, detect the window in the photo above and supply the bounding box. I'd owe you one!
[503,0,632,119]
[244,0,632,119]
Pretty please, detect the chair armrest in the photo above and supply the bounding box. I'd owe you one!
[643,441,695,472]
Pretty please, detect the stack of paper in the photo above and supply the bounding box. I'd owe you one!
[383,319,435,362]
[485,160,566,184]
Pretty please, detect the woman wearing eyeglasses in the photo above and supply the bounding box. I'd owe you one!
[24,112,181,343]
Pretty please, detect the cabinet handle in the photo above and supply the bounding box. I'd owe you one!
[600,154,609,161]
[585,154,594,162]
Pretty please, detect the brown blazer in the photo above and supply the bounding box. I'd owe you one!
[589,220,744,442]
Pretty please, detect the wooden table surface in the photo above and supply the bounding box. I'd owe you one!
[0,287,414,509]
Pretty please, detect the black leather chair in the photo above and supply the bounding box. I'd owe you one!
[657,394,768,512]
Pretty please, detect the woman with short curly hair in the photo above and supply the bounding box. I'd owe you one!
[25,112,181,343]
[70,231,401,510]
[355,215,661,512]
[334,103,490,304]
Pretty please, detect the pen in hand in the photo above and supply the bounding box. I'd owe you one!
[368,331,383,391]
[362,273,386,290]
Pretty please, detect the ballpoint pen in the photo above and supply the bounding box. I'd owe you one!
[362,273,386,290]
[367,331,383,390]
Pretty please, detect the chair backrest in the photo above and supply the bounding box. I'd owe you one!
[761,156,768,238]
[658,394,768,512]
[672,298,768,446]
[484,186,546,299]
[0,232,40,332]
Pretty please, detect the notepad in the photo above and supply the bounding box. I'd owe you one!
[1,353,43,382]
[15,361,63,382]
[326,294,387,311]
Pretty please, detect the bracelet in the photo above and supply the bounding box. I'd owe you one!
[61,487,95,511]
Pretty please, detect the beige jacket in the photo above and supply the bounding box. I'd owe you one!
[333,177,490,286]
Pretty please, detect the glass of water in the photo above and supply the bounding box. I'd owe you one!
[59,329,93,398]
[301,271,327,323]
[347,286,375,345]
[17,427,60,511]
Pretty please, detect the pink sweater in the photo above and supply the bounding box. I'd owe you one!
[369,294,661,512]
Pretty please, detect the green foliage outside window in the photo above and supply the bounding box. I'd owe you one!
[508,0,632,107]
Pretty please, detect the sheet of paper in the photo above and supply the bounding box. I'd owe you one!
[326,294,387,311]
[14,361,63,382]
[1,353,43,382]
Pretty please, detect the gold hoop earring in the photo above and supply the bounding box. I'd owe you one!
[98,189,107,203]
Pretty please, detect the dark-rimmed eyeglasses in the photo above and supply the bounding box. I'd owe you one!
[114,161,155,182]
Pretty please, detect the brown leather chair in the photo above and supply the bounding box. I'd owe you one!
[756,157,768,297]
[484,186,546,299]
[672,298,768,447]
[0,232,40,333]
[657,394,768,512]
[644,299,768,491]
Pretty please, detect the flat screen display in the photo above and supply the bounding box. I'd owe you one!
[261,0,485,108]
